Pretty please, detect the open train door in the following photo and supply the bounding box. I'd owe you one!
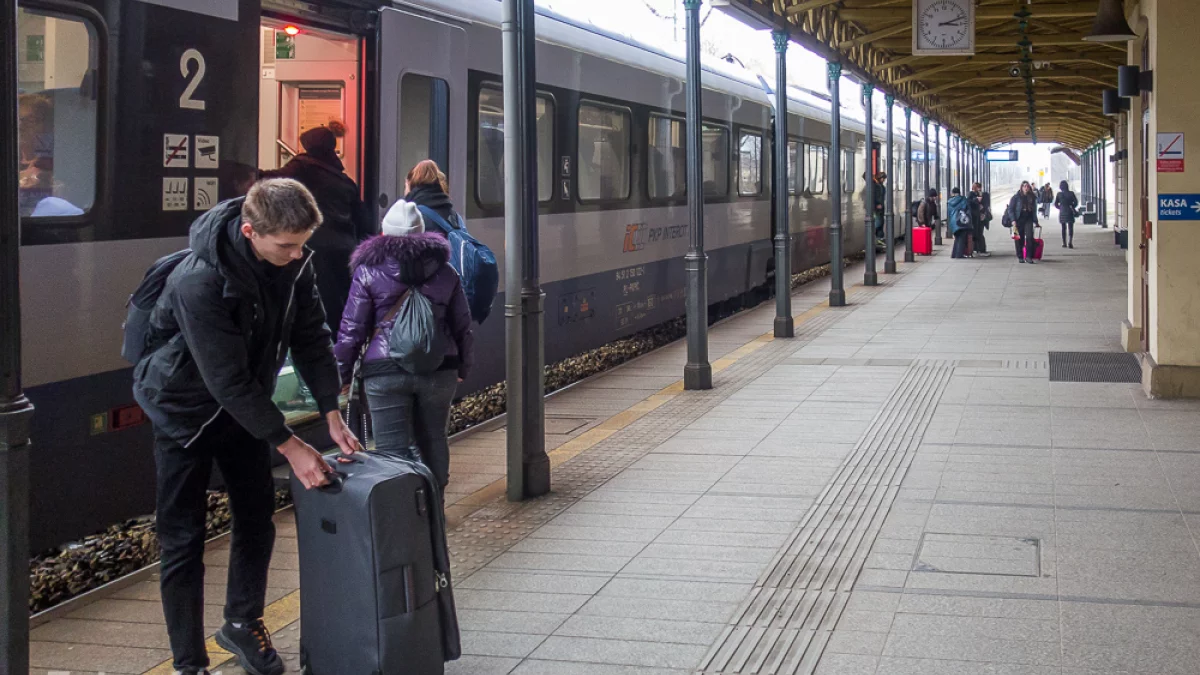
[375,6,468,214]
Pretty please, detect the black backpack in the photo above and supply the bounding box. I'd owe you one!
[122,250,191,365]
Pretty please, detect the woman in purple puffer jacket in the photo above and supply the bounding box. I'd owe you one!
[334,200,474,489]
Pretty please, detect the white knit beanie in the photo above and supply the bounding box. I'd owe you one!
[381,200,425,237]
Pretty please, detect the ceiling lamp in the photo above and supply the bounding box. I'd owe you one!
[1083,0,1137,42]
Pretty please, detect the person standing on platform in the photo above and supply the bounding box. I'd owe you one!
[334,201,474,492]
[970,182,990,257]
[1008,181,1040,264]
[133,179,362,675]
[916,188,939,232]
[947,187,971,259]
[872,172,887,250]
[1054,180,1079,248]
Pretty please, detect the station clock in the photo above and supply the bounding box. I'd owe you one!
[913,0,976,56]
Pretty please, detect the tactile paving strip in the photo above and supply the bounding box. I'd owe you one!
[697,360,955,675]
[1049,351,1142,383]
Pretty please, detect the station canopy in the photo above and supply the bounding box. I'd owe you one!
[720,1,1122,149]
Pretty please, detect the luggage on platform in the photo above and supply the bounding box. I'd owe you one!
[1024,226,1045,261]
[293,452,461,675]
[912,226,933,256]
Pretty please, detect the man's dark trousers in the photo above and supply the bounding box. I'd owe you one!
[154,411,277,670]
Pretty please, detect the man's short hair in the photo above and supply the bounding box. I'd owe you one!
[242,178,322,235]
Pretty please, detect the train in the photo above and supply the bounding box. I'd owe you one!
[15,0,950,552]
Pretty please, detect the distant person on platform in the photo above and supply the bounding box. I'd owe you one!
[1054,180,1079,249]
[970,182,990,257]
[1008,181,1040,264]
[916,188,939,232]
[263,122,372,332]
[946,187,971,259]
[872,172,887,249]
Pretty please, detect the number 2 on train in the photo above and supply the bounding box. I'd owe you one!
[179,48,207,111]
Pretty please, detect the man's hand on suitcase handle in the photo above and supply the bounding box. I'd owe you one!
[279,436,333,490]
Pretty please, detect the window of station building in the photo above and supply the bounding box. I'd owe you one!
[804,144,827,195]
[17,8,100,219]
[578,102,631,202]
[787,140,801,195]
[476,86,554,205]
[648,114,686,200]
[702,124,729,198]
[737,131,763,196]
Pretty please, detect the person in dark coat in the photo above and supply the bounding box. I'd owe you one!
[403,158,457,230]
[334,201,474,490]
[970,182,990,257]
[916,188,939,230]
[1008,181,1041,263]
[1054,180,1079,248]
[133,179,361,675]
[263,124,371,332]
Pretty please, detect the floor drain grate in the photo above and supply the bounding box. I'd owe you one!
[1049,351,1142,383]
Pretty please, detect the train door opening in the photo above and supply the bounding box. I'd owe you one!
[258,20,363,183]
[257,18,365,423]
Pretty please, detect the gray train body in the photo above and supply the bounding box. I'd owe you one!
[17,0,935,551]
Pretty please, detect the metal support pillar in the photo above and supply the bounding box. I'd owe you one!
[828,61,846,307]
[904,108,915,263]
[682,0,711,390]
[862,83,878,286]
[772,30,793,338]
[502,0,550,500]
[1100,142,1108,228]
[934,123,943,244]
[1,0,33,670]
[884,94,896,274]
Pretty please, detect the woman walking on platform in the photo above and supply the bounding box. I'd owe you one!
[1008,181,1040,264]
[1054,180,1079,248]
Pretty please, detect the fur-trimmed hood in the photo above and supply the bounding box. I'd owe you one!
[351,232,450,269]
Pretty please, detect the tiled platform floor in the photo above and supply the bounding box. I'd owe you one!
[30,225,1200,675]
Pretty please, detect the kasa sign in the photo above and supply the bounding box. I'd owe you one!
[1158,194,1200,221]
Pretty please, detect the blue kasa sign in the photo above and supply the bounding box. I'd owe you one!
[1158,194,1200,221]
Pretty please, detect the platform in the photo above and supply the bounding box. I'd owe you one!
[29,226,1200,675]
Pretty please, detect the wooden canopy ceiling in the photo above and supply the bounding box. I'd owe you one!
[731,0,1123,149]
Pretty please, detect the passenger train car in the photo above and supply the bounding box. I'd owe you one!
[16,0,941,551]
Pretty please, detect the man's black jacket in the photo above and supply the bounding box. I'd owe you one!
[133,198,341,448]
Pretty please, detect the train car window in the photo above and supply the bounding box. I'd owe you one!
[476,86,554,205]
[647,114,685,200]
[17,7,99,218]
[400,75,451,184]
[702,125,729,198]
[578,102,631,202]
[738,131,762,196]
[804,145,827,195]
[787,140,801,195]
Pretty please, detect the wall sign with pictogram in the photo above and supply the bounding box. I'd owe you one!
[1157,132,1184,173]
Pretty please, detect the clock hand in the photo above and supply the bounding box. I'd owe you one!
[939,19,964,26]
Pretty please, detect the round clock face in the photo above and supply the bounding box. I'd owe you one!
[920,0,969,49]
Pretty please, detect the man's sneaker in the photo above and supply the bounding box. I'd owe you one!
[215,620,285,675]
[174,670,209,675]
[978,252,991,257]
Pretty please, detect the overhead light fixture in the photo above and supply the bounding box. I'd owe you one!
[1103,89,1130,115]
[1118,65,1154,97]
[1084,0,1137,42]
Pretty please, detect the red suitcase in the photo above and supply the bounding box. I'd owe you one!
[1024,226,1044,260]
[912,226,932,255]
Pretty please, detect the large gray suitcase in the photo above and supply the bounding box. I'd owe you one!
[292,452,460,675]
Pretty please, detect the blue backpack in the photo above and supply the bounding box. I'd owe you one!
[416,205,498,324]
